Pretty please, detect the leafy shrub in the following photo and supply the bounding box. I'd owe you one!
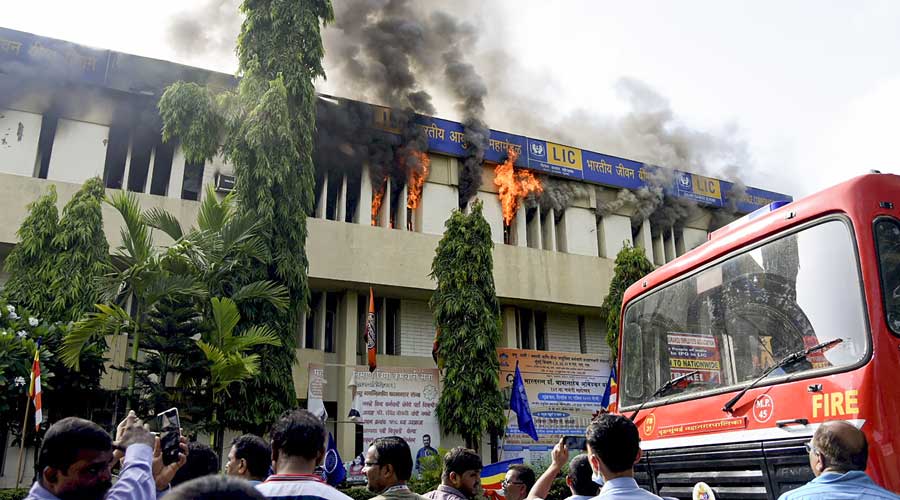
[340,487,376,500]
[0,488,29,500]
[408,452,443,494]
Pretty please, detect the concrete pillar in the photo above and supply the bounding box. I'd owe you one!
[598,214,633,258]
[336,175,347,223]
[664,227,676,263]
[555,210,568,253]
[144,147,156,194]
[315,175,328,219]
[542,207,556,252]
[502,306,518,347]
[376,178,390,227]
[515,205,527,247]
[635,220,653,261]
[396,184,408,230]
[121,133,134,190]
[315,292,327,350]
[297,310,307,349]
[682,227,709,252]
[378,297,388,353]
[358,165,373,225]
[652,231,665,266]
[336,290,359,460]
[528,208,543,250]
[169,147,186,199]
[675,229,686,256]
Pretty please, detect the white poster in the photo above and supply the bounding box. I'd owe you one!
[352,366,441,455]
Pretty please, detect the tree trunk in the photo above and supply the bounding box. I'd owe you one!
[465,435,480,455]
[490,431,499,463]
[127,304,142,411]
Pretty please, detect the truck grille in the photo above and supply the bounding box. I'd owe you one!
[635,437,814,500]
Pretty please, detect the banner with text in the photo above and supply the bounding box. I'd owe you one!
[349,365,442,454]
[498,349,609,463]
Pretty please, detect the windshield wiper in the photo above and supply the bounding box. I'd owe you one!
[722,338,843,414]
[629,370,699,421]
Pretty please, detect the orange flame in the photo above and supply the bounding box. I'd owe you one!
[406,151,430,209]
[372,181,387,226]
[494,147,542,226]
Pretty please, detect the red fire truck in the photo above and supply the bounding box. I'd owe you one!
[617,173,900,499]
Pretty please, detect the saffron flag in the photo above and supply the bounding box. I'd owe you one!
[481,457,524,499]
[600,366,617,413]
[366,288,377,372]
[322,432,346,486]
[29,345,43,431]
[510,361,539,441]
[431,327,442,369]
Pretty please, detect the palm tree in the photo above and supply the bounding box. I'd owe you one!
[62,188,289,417]
[189,297,281,448]
[61,192,205,410]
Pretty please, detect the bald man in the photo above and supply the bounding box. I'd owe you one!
[778,420,899,499]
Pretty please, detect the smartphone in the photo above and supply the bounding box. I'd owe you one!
[563,435,587,450]
[157,408,181,466]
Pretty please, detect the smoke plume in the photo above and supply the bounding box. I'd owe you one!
[525,176,593,220]
[430,12,489,209]
[163,1,761,229]
[166,0,241,71]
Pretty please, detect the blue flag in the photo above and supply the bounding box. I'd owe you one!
[600,366,617,411]
[510,361,539,441]
[323,432,346,486]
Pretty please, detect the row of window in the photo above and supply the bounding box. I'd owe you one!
[26,116,206,201]
[297,291,599,357]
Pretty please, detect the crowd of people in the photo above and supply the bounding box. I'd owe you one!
[22,409,898,500]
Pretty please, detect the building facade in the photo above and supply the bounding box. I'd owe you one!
[0,27,790,485]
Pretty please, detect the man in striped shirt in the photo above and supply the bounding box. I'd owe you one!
[256,410,352,500]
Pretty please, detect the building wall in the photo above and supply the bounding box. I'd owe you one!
[0,108,42,178]
[562,207,599,256]
[399,299,434,357]
[472,192,505,244]
[46,119,109,184]
[421,182,457,236]
[547,312,581,353]
[585,316,611,359]
[683,227,708,252]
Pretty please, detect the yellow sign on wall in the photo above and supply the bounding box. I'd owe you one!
[691,174,722,200]
[546,142,583,170]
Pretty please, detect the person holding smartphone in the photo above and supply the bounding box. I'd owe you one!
[26,411,163,500]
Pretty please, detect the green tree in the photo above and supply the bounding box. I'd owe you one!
[158,0,335,431]
[2,182,108,434]
[429,200,505,452]
[131,297,205,419]
[49,177,110,321]
[599,243,655,363]
[193,297,281,447]
[0,299,105,444]
[143,186,290,440]
[61,191,205,409]
[2,186,59,315]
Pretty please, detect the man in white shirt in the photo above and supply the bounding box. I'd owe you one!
[255,410,352,500]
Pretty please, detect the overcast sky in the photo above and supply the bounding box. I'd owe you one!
[4,0,899,199]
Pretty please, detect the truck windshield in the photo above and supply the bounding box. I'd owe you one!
[620,218,869,408]
[875,218,900,334]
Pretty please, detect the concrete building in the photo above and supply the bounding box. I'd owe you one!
[0,27,790,486]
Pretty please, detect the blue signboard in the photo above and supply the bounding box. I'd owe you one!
[0,27,110,86]
[485,129,528,167]
[582,151,648,190]
[1,26,790,214]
